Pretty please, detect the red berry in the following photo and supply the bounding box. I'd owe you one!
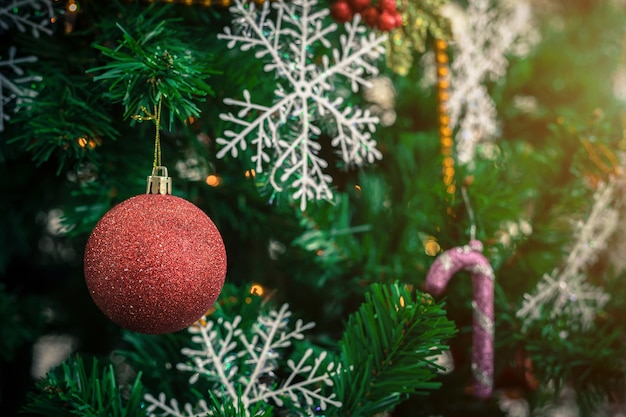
[393,11,403,28]
[377,10,396,31]
[377,0,397,13]
[361,6,379,27]
[330,0,354,23]
[349,0,371,12]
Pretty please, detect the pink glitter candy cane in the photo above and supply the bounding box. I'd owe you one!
[425,240,495,399]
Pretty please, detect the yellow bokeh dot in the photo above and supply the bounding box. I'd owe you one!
[424,238,441,256]
[205,174,221,187]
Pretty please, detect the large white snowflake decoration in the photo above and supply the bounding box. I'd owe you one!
[441,0,539,166]
[216,0,387,210]
[0,0,55,37]
[0,46,41,132]
[517,180,617,331]
[144,303,341,417]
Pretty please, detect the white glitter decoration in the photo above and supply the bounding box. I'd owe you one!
[144,303,341,417]
[216,0,386,210]
[517,180,617,331]
[441,0,539,166]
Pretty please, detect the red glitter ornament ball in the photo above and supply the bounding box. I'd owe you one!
[84,193,227,334]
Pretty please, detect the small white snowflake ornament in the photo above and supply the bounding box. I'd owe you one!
[216,0,387,210]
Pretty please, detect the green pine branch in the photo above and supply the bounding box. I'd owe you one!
[332,282,457,417]
[8,75,119,174]
[205,392,274,417]
[21,355,146,417]
[88,5,217,129]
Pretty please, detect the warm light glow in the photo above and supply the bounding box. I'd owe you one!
[77,137,87,147]
[250,283,265,296]
[205,174,221,187]
[399,296,406,308]
[437,79,450,90]
[245,169,256,179]
[424,236,441,256]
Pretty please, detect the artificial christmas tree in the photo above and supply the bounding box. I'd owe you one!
[2,0,626,416]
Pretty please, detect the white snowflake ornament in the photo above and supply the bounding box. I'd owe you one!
[0,46,41,132]
[216,0,387,210]
[517,180,617,331]
[0,0,55,38]
[144,303,341,417]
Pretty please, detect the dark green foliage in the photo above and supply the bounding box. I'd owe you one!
[0,284,44,362]
[522,316,625,417]
[21,355,146,417]
[8,76,119,174]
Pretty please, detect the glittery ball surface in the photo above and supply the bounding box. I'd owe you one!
[84,194,227,334]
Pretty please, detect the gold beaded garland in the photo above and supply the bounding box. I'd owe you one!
[434,38,455,195]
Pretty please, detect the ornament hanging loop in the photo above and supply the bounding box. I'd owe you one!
[146,166,172,195]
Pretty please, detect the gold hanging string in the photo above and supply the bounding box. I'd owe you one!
[132,96,164,169]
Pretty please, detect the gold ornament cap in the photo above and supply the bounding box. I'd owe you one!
[146,166,172,195]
